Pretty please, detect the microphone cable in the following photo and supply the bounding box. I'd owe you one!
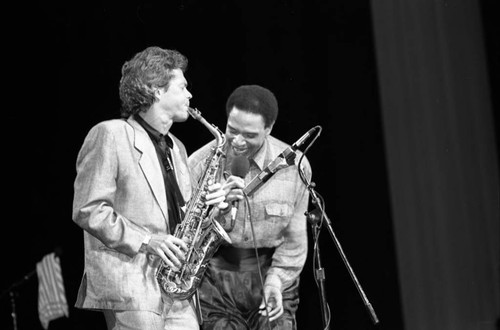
[243,192,273,330]
[223,169,272,330]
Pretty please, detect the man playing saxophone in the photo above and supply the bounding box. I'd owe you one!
[189,85,312,330]
[72,46,228,330]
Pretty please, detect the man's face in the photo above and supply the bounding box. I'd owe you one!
[157,69,192,122]
[225,107,272,159]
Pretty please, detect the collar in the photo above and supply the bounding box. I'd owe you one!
[248,138,269,171]
[135,114,173,148]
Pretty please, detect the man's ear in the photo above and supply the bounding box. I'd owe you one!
[265,123,274,136]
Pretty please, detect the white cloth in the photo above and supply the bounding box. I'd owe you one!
[36,252,69,329]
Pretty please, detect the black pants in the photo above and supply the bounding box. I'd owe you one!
[199,245,300,330]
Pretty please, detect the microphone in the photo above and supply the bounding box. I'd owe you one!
[244,126,320,196]
[292,126,320,150]
[230,156,250,222]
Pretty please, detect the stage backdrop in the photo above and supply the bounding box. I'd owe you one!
[371,0,500,329]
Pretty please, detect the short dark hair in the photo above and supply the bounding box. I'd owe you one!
[225,85,278,128]
[119,46,188,117]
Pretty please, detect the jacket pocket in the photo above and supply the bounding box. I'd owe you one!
[265,203,293,218]
[264,202,293,236]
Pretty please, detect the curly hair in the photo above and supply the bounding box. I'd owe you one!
[118,47,188,118]
[225,85,278,128]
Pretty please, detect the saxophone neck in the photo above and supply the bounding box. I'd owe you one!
[188,107,226,148]
[215,128,226,148]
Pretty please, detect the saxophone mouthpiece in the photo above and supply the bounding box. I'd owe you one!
[187,107,201,120]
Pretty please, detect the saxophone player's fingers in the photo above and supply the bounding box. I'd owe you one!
[149,233,186,252]
[166,240,187,261]
[168,235,188,252]
[159,243,183,268]
[149,235,185,267]
[155,246,179,268]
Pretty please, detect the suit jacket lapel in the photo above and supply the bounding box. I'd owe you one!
[128,117,168,221]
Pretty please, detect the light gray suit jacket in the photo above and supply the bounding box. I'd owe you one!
[72,115,193,313]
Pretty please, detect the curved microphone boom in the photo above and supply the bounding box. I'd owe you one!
[230,156,250,223]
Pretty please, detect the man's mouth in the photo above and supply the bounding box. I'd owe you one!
[231,147,247,156]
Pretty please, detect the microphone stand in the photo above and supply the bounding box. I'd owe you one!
[0,248,62,330]
[306,204,330,329]
[305,182,379,327]
[244,124,378,327]
[0,269,37,330]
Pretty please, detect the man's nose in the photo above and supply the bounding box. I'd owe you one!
[232,135,245,145]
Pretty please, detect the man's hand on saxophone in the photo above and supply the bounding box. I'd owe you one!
[145,234,188,270]
[143,182,230,269]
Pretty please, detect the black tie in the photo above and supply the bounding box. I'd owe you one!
[158,138,173,172]
[158,136,184,233]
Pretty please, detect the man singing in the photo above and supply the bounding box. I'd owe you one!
[189,85,312,330]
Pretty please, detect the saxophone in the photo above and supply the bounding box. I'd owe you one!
[156,107,231,300]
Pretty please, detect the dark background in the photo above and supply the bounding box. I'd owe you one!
[2,0,498,329]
